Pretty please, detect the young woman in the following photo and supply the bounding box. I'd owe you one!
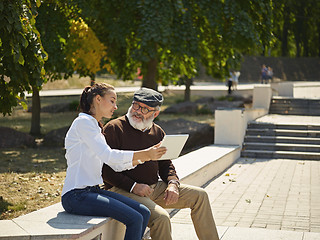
[61,83,166,240]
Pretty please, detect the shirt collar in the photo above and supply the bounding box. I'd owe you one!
[79,112,100,126]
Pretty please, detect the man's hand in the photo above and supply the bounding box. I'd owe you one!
[163,183,179,206]
[132,183,154,197]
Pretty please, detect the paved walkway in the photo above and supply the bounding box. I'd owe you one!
[171,158,320,239]
[171,114,320,239]
[25,81,320,98]
[25,82,256,97]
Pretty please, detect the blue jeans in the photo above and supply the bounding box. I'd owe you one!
[61,186,150,240]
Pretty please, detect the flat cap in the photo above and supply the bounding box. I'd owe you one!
[133,87,164,107]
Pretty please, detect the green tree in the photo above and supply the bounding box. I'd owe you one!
[32,0,72,135]
[65,17,113,85]
[0,0,47,117]
[77,0,273,92]
[271,0,320,57]
[32,1,109,135]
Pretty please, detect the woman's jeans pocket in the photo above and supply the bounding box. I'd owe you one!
[61,188,86,214]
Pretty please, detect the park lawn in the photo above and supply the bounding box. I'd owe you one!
[0,89,214,220]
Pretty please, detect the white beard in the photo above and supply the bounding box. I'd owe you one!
[126,106,154,131]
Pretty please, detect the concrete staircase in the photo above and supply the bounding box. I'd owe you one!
[269,97,320,116]
[242,97,320,160]
[241,122,320,160]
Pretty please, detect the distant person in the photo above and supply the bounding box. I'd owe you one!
[102,87,220,240]
[261,64,268,84]
[267,66,273,82]
[232,71,240,90]
[227,71,234,94]
[61,83,166,240]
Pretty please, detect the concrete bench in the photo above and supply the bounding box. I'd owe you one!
[0,144,240,240]
[1,203,125,240]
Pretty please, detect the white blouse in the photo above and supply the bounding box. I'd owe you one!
[61,113,134,196]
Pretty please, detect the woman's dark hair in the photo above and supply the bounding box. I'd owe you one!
[80,83,115,114]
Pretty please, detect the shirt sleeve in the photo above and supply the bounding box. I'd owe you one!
[158,159,179,183]
[75,117,135,172]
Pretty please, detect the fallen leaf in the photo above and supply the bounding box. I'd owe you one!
[18,177,29,181]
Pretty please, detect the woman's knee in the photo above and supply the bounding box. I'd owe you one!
[140,204,151,220]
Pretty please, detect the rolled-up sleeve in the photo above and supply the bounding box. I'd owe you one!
[75,118,135,172]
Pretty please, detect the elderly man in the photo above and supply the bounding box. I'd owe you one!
[102,87,219,240]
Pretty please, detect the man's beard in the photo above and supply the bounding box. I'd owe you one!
[126,106,154,131]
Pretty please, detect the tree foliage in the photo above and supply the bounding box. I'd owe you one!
[36,2,110,81]
[0,0,47,116]
[65,18,113,81]
[31,1,109,135]
[77,0,273,90]
[36,0,72,81]
[1,0,318,119]
[271,0,320,57]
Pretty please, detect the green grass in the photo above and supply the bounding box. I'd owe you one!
[0,197,12,215]
[42,74,141,90]
[7,201,27,212]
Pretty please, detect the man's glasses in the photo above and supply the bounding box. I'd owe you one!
[132,102,156,115]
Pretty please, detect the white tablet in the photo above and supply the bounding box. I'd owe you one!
[158,134,189,160]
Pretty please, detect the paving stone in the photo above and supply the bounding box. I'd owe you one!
[221,227,304,240]
[303,232,320,240]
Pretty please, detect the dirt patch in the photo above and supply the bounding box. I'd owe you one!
[0,148,66,220]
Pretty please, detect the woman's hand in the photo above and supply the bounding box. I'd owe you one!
[132,142,166,165]
[147,142,167,161]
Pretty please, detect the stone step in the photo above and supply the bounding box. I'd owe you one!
[271,96,320,102]
[268,108,320,116]
[244,135,320,145]
[269,97,320,116]
[269,103,320,109]
[242,142,320,153]
[241,149,320,160]
[245,128,320,138]
[271,97,320,105]
[247,123,320,131]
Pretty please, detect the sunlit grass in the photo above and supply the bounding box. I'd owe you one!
[42,74,141,90]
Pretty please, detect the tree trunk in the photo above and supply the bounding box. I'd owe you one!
[142,58,158,90]
[30,86,41,136]
[295,39,301,57]
[318,22,320,57]
[90,74,95,86]
[281,8,289,56]
[184,77,192,102]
